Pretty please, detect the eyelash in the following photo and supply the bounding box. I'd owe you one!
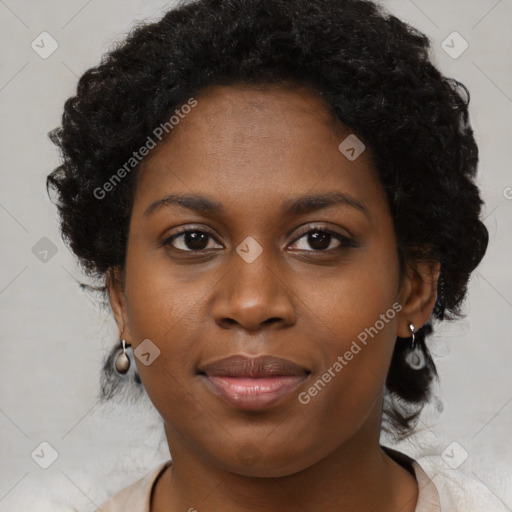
[162,225,356,253]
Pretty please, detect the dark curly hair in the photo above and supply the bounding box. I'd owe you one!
[47,0,488,441]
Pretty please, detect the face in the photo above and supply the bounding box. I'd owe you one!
[109,84,436,477]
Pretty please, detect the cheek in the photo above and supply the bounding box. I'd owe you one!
[122,261,206,426]
[123,239,201,337]
[122,246,208,394]
[293,242,400,425]
[292,310,398,449]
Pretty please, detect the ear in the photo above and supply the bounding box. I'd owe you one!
[396,259,441,338]
[106,266,130,340]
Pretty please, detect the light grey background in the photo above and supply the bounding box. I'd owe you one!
[0,0,511,510]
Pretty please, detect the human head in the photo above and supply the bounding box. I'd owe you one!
[47,0,488,446]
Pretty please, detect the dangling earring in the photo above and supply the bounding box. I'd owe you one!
[405,323,426,370]
[409,323,416,349]
[114,339,131,375]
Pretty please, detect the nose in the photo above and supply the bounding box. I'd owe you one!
[212,246,296,332]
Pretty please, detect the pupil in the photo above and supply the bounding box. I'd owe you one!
[309,231,330,250]
[186,232,208,250]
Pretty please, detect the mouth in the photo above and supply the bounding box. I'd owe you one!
[197,354,311,410]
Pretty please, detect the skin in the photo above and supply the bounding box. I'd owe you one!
[108,83,440,512]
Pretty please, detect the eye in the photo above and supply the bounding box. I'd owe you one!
[163,225,355,254]
[164,228,223,252]
[289,226,355,252]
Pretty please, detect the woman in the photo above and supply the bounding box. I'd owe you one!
[46,0,506,510]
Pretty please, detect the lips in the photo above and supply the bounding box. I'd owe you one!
[197,355,311,410]
[197,354,310,377]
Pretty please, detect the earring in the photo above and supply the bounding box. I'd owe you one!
[405,323,426,370]
[114,339,131,375]
[408,322,415,349]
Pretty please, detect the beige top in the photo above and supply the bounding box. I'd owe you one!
[95,448,442,512]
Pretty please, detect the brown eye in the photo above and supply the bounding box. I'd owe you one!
[165,229,222,252]
[306,231,333,250]
[289,227,355,252]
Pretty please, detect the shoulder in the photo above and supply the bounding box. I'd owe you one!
[93,460,171,512]
[414,455,511,512]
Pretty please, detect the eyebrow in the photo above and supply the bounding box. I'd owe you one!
[281,191,369,217]
[144,191,369,218]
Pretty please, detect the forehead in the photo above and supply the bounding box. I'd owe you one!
[133,84,385,219]
[195,83,337,128]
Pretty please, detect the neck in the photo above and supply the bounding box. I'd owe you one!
[152,410,418,512]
